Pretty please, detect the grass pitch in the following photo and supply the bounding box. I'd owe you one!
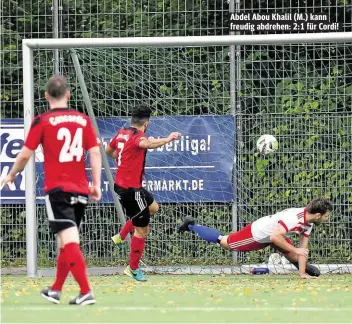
[1,274,351,323]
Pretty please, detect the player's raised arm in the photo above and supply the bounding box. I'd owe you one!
[269,224,309,258]
[139,132,181,149]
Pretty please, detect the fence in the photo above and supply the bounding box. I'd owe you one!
[1,0,352,272]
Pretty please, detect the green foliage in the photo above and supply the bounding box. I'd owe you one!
[0,207,26,266]
[1,0,227,117]
[238,112,352,264]
[70,46,230,117]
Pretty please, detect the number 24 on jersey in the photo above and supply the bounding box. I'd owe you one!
[57,127,84,162]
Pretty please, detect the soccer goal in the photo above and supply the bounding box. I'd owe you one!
[22,33,352,277]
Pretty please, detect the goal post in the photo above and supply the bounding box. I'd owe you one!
[23,33,352,277]
[22,44,37,277]
[70,50,128,245]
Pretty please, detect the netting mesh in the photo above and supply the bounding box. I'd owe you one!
[19,44,349,270]
[2,42,352,270]
[237,114,352,262]
[74,47,230,116]
[236,43,352,265]
[33,46,233,267]
[240,44,352,115]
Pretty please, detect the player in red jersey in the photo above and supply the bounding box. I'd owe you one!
[106,105,181,281]
[1,76,102,305]
[178,198,332,278]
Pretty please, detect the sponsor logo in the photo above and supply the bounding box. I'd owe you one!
[0,123,43,201]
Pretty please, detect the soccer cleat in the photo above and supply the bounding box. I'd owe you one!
[111,234,125,249]
[69,291,96,306]
[177,216,196,233]
[305,264,321,277]
[124,266,147,282]
[40,287,61,304]
[291,262,321,277]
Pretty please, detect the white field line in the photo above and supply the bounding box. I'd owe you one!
[2,306,352,312]
[0,283,347,289]
[4,323,352,324]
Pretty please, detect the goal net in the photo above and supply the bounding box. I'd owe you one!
[3,35,351,275]
[236,42,352,273]
[33,46,236,271]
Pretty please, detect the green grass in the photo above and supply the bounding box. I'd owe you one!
[1,274,352,323]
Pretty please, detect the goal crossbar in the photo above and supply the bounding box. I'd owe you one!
[23,32,352,49]
[22,32,352,277]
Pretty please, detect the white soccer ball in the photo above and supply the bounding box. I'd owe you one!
[256,134,278,155]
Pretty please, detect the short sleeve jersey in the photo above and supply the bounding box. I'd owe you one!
[251,207,313,243]
[108,127,147,189]
[24,108,100,195]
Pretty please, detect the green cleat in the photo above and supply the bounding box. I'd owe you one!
[111,234,125,249]
[124,266,148,282]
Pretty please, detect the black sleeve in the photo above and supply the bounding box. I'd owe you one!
[30,115,42,129]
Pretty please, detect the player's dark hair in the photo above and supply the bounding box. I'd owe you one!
[306,197,332,214]
[131,104,152,127]
[47,75,69,99]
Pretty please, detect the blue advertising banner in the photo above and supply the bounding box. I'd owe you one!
[0,116,234,204]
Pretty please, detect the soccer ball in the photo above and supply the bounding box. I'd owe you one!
[256,134,278,155]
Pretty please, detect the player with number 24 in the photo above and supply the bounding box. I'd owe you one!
[1,75,102,305]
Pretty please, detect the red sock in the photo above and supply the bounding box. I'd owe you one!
[51,248,69,291]
[129,235,145,270]
[120,220,135,240]
[64,243,90,295]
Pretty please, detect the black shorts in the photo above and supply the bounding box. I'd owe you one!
[114,184,154,227]
[44,190,88,234]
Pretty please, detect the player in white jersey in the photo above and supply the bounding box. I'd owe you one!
[250,207,313,244]
[178,197,332,278]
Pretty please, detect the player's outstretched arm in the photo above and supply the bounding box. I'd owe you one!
[270,225,309,258]
[1,147,34,185]
[139,132,181,149]
[88,146,102,202]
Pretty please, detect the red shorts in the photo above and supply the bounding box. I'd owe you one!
[227,223,293,253]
